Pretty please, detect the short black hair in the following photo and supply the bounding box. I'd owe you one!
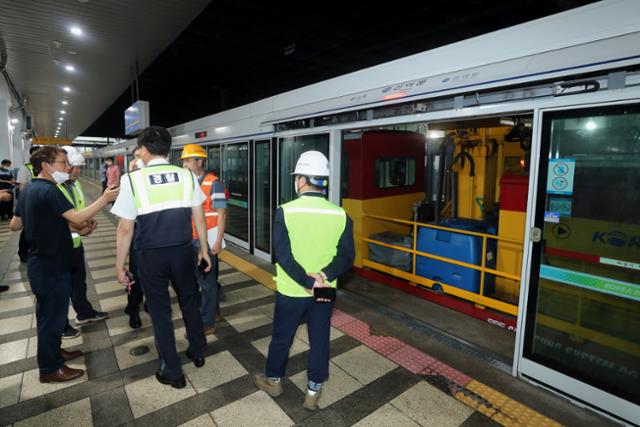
[31,147,65,175]
[29,146,40,155]
[1,159,10,166]
[138,126,171,156]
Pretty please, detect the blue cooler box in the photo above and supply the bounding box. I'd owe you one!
[416,219,496,295]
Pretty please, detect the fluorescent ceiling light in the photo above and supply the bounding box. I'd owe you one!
[70,26,83,36]
[62,100,68,105]
[63,86,71,92]
[65,64,75,72]
[60,110,66,114]
[585,121,597,131]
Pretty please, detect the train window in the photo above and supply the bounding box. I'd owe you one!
[374,157,416,189]
[207,145,221,175]
[279,134,329,204]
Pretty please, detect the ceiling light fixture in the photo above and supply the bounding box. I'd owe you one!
[63,86,71,92]
[70,26,83,36]
[10,118,19,124]
[60,110,66,114]
[65,64,75,72]
[62,100,68,105]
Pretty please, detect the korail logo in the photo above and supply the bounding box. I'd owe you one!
[592,231,640,248]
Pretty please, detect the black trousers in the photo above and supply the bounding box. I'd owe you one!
[137,242,206,380]
[27,258,72,374]
[125,247,144,314]
[18,230,29,261]
[66,246,95,325]
[0,199,13,219]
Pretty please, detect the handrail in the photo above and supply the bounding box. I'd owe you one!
[362,214,524,316]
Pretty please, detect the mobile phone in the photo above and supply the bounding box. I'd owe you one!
[198,259,209,272]
[313,287,336,302]
[125,271,135,283]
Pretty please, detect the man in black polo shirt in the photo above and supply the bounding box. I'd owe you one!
[10,147,119,383]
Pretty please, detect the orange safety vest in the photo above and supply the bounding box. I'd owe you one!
[192,172,220,239]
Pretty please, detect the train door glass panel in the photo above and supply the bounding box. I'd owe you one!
[170,149,182,166]
[523,104,640,407]
[254,140,271,255]
[207,145,221,176]
[278,134,329,204]
[222,142,249,243]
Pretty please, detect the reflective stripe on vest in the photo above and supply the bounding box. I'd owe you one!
[192,172,219,239]
[275,195,346,298]
[26,163,35,177]
[58,181,86,248]
[129,165,195,216]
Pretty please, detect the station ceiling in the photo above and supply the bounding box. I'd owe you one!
[2,0,597,140]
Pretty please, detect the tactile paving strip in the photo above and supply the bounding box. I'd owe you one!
[425,360,472,387]
[361,335,405,356]
[336,319,371,341]
[330,309,358,328]
[463,380,563,427]
[386,345,436,374]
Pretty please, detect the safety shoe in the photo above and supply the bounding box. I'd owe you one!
[253,373,283,397]
[76,311,109,325]
[303,388,322,411]
[62,324,80,339]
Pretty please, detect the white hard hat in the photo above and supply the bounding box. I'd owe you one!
[291,151,330,177]
[69,152,86,166]
[61,146,85,166]
[61,145,78,157]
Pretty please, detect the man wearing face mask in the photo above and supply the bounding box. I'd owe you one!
[10,147,119,382]
[58,146,109,340]
[253,151,354,410]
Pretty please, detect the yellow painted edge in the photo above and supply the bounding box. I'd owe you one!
[465,380,563,427]
[219,250,276,292]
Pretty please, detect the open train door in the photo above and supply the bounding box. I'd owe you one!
[516,101,640,425]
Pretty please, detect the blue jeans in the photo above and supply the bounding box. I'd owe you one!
[192,240,219,328]
[266,292,334,383]
[27,258,72,374]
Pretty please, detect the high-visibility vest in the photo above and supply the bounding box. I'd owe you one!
[129,163,196,250]
[191,172,221,239]
[26,163,35,177]
[58,180,86,248]
[275,195,346,298]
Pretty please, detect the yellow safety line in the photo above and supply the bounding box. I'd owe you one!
[458,380,563,426]
[219,250,276,291]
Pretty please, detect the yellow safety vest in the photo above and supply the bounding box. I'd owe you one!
[275,195,346,297]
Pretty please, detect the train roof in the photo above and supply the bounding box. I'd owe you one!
[95,0,640,154]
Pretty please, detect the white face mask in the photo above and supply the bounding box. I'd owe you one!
[294,176,304,196]
[51,170,70,184]
[135,158,145,169]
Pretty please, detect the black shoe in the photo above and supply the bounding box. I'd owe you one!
[155,370,186,389]
[76,311,108,325]
[62,324,80,339]
[129,312,142,329]
[0,285,9,294]
[186,350,205,368]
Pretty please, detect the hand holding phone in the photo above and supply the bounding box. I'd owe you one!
[313,286,336,303]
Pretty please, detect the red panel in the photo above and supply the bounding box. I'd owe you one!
[343,130,425,200]
[353,267,518,331]
[499,175,529,212]
[546,247,599,263]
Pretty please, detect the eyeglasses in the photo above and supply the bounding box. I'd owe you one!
[52,160,71,166]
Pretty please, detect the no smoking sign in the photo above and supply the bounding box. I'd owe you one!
[547,158,575,195]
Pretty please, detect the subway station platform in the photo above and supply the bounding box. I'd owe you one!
[0,179,617,427]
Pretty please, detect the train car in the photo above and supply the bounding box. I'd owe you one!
[89,1,640,423]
